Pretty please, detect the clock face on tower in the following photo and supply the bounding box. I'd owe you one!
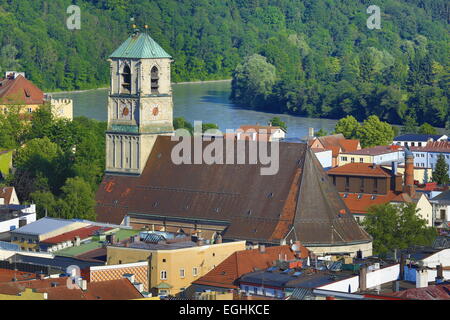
[119,102,132,120]
[151,104,159,117]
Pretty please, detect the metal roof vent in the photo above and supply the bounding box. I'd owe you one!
[268,192,274,198]
[247,210,252,216]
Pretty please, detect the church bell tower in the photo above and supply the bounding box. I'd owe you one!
[105,26,174,175]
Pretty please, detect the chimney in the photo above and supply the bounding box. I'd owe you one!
[392,280,400,292]
[259,244,266,254]
[391,161,398,175]
[416,269,428,288]
[308,128,315,138]
[399,254,406,280]
[133,282,144,293]
[74,236,81,247]
[436,264,444,284]
[359,266,367,292]
[404,148,416,198]
[123,273,136,283]
[80,280,87,291]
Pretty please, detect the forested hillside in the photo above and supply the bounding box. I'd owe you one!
[0,0,448,126]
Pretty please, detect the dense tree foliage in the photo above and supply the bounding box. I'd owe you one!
[225,0,449,127]
[268,117,287,132]
[362,203,436,256]
[432,154,449,186]
[0,107,106,219]
[0,0,447,125]
[333,115,395,147]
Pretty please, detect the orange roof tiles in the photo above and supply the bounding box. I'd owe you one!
[239,125,285,133]
[41,226,112,245]
[0,269,36,283]
[341,145,404,156]
[193,245,305,289]
[340,192,399,214]
[0,75,44,105]
[412,141,450,152]
[0,277,143,300]
[328,163,396,177]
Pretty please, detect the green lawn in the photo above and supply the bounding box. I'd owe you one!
[55,228,139,257]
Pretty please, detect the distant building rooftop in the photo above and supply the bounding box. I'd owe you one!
[41,226,113,245]
[341,145,403,156]
[411,141,450,153]
[328,163,398,178]
[0,205,35,222]
[11,217,77,236]
[394,134,447,142]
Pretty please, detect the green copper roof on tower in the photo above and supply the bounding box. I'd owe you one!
[110,32,172,59]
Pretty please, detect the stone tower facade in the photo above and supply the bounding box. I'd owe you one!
[105,29,174,175]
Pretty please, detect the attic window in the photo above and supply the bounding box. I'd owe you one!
[371,195,377,200]
[343,193,348,198]
[24,89,30,97]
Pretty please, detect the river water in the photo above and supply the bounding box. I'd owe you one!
[52,81,337,139]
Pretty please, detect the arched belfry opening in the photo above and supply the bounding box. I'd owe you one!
[151,66,159,94]
[121,64,131,94]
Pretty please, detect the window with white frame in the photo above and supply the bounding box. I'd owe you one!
[179,269,185,278]
[193,267,198,277]
[160,270,167,280]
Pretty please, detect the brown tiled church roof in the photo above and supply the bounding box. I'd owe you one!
[95,136,371,246]
[0,75,44,105]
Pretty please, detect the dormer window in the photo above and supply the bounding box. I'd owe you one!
[151,66,159,94]
[121,65,131,94]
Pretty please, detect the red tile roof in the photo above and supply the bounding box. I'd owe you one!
[0,277,143,300]
[0,75,44,105]
[341,145,404,156]
[41,226,112,245]
[239,125,285,133]
[192,245,306,289]
[0,187,14,204]
[328,163,396,178]
[412,141,450,152]
[388,284,450,300]
[340,192,400,214]
[0,269,36,283]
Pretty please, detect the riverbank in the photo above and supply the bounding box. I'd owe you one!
[46,79,232,95]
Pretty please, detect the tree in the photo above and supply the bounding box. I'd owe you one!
[316,128,328,137]
[432,154,449,185]
[356,115,395,148]
[401,116,418,134]
[231,54,277,109]
[173,117,193,134]
[334,115,360,139]
[268,117,287,132]
[58,177,97,221]
[362,203,436,256]
[418,123,438,135]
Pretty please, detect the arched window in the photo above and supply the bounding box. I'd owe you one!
[121,65,131,94]
[151,66,159,94]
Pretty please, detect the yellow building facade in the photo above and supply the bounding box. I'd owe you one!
[107,240,246,296]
